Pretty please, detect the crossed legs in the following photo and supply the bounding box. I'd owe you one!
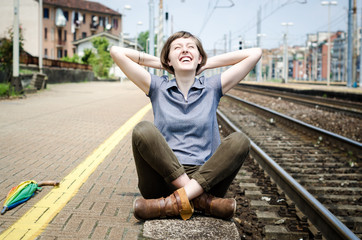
[131,121,250,220]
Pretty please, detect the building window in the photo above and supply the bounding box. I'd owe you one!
[64,30,67,41]
[82,32,87,38]
[64,49,67,57]
[44,48,48,57]
[44,8,49,19]
[63,11,69,21]
[99,16,104,28]
[44,28,47,40]
[58,29,62,43]
[57,49,63,58]
[91,15,96,28]
[83,13,86,23]
[73,32,76,41]
[113,18,118,29]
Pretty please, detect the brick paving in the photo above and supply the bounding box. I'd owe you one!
[0,81,152,239]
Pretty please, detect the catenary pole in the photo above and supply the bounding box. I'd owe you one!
[282,22,293,84]
[321,1,338,85]
[156,0,163,75]
[256,6,261,82]
[360,6,362,87]
[39,0,43,73]
[347,0,353,87]
[327,3,331,86]
[13,0,19,79]
[149,0,155,74]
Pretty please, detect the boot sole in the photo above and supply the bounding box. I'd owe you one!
[232,198,237,216]
[133,197,143,221]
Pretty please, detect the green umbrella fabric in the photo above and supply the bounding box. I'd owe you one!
[1,180,59,215]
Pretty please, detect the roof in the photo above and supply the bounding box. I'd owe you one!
[72,31,119,45]
[72,31,144,51]
[43,0,121,16]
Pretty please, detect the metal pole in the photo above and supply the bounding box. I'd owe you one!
[157,0,163,58]
[352,0,357,86]
[327,4,331,86]
[360,7,362,87]
[13,0,19,78]
[224,34,227,53]
[347,0,353,87]
[120,14,124,47]
[156,0,163,75]
[39,0,43,73]
[135,29,138,50]
[282,22,292,83]
[284,33,288,83]
[256,6,261,82]
[149,0,155,74]
[119,5,131,48]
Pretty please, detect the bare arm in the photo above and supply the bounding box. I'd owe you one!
[110,46,162,94]
[198,48,262,94]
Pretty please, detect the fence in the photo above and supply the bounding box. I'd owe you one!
[19,52,92,71]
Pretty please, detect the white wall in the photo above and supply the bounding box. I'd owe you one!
[0,0,39,56]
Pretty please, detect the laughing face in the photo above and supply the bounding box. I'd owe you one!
[167,37,202,73]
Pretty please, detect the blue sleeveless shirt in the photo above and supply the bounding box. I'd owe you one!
[148,73,223,165]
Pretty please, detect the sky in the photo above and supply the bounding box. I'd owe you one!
[92,0,357,53]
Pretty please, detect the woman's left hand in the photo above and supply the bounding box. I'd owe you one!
[197,64,207,75]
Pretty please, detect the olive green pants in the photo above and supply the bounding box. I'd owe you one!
[132,121,250,199]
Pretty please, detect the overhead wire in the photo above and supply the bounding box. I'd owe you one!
[198,0,219,36]
[230,0,347,48]
[198,0,235,36]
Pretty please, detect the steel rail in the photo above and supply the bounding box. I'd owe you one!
[234,86,362,118]
[216,109,359,240]
[225,94,362,158]
[237,83,362,111]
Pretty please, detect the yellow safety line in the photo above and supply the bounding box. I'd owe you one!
[0,103,152,240]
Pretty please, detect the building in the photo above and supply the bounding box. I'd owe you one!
[305,31,348,82]
[331,31,346,82]
[0,0,122,60]
[291,46,307,80]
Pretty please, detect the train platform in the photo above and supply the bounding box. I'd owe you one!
[0,81,239,240]
[240,80,362,101]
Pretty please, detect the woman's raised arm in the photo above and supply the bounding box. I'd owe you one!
[198,48,262,94]
[110,46,162,94]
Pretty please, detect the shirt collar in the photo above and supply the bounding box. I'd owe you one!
[165,76,205,90]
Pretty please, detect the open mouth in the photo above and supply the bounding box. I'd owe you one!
[179,56,192,63]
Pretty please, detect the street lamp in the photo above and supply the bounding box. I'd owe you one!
[321,1,337,86]
[281,22,293,83]
[135,21,143,50]
[120,5,132,47]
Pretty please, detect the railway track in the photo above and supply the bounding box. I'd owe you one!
[235,84,362,119]
[218,93,361,239]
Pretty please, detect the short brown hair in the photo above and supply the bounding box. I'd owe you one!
[160,31,207,75]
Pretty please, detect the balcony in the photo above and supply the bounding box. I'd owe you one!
[90,23,98,32]
[57,40,66,47]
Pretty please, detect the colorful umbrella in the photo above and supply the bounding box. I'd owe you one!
[1,180,59,215]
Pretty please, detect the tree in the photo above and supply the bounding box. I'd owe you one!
[61,54,81,63]
[0,27,24,83]
[90,37,112,78]
[137,31,157,55]
[81,49,94,65]
[138,31,149,52]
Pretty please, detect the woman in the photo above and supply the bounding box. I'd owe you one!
[110,31,261,221]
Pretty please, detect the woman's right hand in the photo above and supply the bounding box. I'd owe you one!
[110,46,153,94]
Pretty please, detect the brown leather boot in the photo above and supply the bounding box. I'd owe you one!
[192,193,236,220]
[133,188,194,221]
